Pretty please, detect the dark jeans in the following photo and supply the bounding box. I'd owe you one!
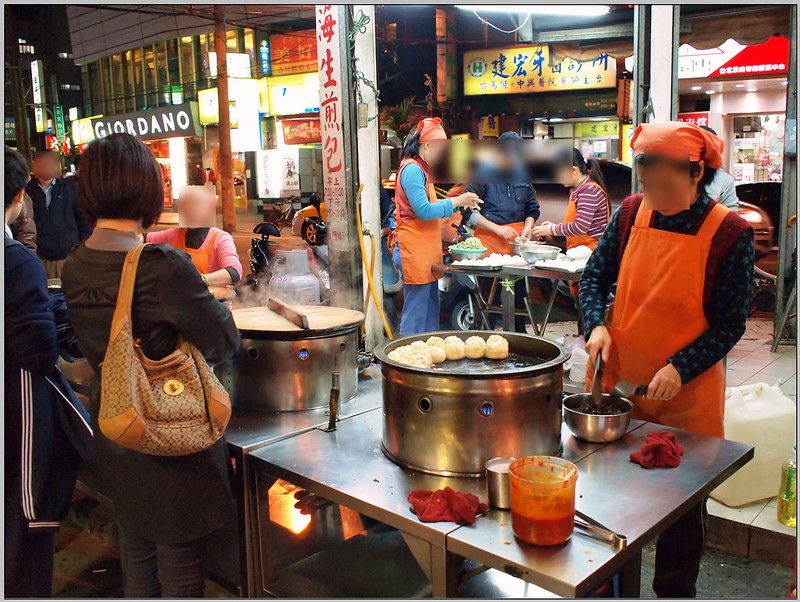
[4,498,55,598]
[653,499,708,598]
[122,531,210,598]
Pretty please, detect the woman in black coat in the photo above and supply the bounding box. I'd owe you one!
[61,134,241,598]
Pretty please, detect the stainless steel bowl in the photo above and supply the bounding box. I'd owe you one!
[449,247,486,261]
[519,244,561,264]
[563,393,633,443]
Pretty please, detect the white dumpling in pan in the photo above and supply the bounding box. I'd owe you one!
[443,336,466,360]
[428,345,447,364]
[485,334,510,360]
[464,336,486,359]
[426,336,446,350]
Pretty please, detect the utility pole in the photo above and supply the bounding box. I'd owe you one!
[5,8,31,159]
[215,5,236,233]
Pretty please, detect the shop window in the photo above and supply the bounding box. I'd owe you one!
[167,39,181,104]
[98,57,114,115]
[180,37,197,101]
[155,41,169,107]
[732,114,785,183]
[132,47,144,110]
[143,46,157,108]
[227,28,239,52]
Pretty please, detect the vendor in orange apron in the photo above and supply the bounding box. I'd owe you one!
[531,148,611,298]
[392,118,482,336]
[464,132,539,255]
[580,121,754,598]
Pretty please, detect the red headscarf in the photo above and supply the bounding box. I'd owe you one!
[631,121,724,168]
[416,117,447,143]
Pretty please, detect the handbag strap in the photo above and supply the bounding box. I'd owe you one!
[109,244,147,341]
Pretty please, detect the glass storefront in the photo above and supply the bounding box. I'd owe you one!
[731,113,785,183]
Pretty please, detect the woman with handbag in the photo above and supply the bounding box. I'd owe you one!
[61,133,241,598]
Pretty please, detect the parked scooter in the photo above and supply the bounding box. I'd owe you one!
[245,221,282,288]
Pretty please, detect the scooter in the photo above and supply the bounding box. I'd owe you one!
[439,222,484,331]
[245,221,282,288]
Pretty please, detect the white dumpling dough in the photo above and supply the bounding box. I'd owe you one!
[485,334,510,360]
[443,336,466,360]
[426,336,446,350]
[464,336,486,359]
[410,341,431,352]
[405,351,433,369]
[428,345,447,364]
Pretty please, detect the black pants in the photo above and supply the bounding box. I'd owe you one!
[652,499,708,598]
[121,531,210,598]
[4,497,55,598]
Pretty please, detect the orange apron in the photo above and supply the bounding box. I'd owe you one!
[176,228,220,275]
[565,182,609,296]
[394,158,446,286]
[586,201,731,438]
[474,221,526,255]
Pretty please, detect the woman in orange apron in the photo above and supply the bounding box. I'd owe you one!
[392,118,482,336]
[532,148,611,328]
[145,186,243,287]
[580,122,754,598]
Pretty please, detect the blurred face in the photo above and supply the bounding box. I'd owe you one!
[636,157,704,214]
[557,165,579,187]
[32,153,60,180]
[421,140,446,167]
[178,186,217,227]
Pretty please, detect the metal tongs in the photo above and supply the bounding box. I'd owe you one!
[318,371,340,433]
[574,510,628,550]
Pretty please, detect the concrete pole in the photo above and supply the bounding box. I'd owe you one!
[774,3,797,341]
[647,5,679,122]
[215,5,236,233]
[353,5,383,350]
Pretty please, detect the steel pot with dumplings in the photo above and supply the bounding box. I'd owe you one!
[373,331,570,477]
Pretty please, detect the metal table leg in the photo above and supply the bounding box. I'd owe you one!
[501,279,516,332]
[617,549,642,598]
[538,279,561,336]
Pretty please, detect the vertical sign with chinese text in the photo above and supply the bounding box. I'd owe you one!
[316,5,346,247]
[54,105,66,140]
[31,60,45,133]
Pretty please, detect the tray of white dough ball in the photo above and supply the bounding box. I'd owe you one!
[375,331,561,376]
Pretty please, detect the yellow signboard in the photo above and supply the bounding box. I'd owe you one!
[71,116,101,145]
[620,123,634,165]
[574,121,619,138]
[480,115,499,137]
[463,45,616,96]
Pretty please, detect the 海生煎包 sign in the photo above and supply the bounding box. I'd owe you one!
[91,103,200,141]
[463,45,617,96]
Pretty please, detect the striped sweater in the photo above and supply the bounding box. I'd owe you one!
[552,178,609,239]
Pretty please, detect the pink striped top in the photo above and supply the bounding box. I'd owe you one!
[552,179,610,240]
[145,227,243,278]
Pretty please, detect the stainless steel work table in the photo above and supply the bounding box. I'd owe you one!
[246,406,753,597]
[440,263,582,335]
[223,366,383,596]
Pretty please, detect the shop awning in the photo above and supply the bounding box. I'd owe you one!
[548,5,792,62]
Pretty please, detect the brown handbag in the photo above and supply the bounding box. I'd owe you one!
[98,244,231,456]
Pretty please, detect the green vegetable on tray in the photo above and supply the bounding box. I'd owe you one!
[450,237,486,251]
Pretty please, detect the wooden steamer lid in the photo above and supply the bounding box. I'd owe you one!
[232,305,365,340]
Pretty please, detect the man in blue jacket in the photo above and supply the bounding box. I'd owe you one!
[26,149,93,278]
[5,145,93,597]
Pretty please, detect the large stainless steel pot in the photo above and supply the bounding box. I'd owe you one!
[374,331,570,477]
[215,305,363,412]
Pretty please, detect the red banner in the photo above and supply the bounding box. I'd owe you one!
[711,36,789,78]
[270,30,318,75]
[281,118,322,145]
[677,112,711,128]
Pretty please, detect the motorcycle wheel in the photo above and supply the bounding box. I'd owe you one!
[303,221,319,246]
[450,298,476,331]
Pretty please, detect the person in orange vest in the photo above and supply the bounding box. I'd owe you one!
[392,118,482,335]
[581,121,754,598]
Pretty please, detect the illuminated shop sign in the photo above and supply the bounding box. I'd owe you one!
[91,103,200,141]
[463,45,617,96]
[678,36,789,79]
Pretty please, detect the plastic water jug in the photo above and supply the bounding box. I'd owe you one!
[711,382,797,507]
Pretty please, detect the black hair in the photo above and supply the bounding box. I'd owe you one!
[634,154,718,198]
[32,148,57,161]
[699,125,717,136]
[559,147,606,191]
[5,145,30,209]
[401,123,424,159]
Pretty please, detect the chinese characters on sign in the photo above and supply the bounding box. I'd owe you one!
[678,36,789,79]
[281,118,322,144]
[316,5,346,245]
[677,112,711,128]
[463,45,617,96]
[271,30,319,76]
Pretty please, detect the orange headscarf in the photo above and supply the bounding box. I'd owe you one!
[416,117,447,143]
[631,121,724,168]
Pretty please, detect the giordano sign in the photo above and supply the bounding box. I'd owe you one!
[91,102,200,141]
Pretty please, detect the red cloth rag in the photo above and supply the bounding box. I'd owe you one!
[630,431,686,469]
[407,487,488,525]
